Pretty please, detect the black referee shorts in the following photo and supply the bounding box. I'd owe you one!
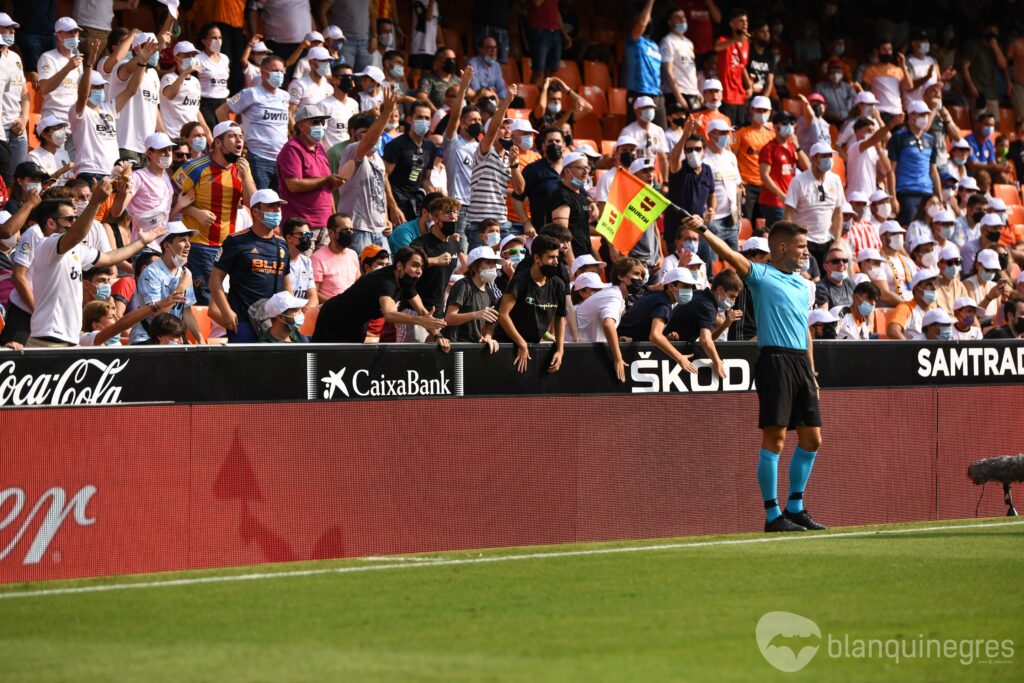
[755,347,822,430]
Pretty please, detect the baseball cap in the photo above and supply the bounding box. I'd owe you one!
[808,309,839,325]
[157,220,198,245]
[14,161,48,179]
[294,103,327,122]
[958,176,980,191]
[869,189,890,203]
[938,243,961,260]
[857,248,883,262]
[498,235,526,253]
[34,115,66,135]
[922,308,955,327]
[173,40,199,55]
[562,151,588,169]
[360,244,387,262]
[810,141,833,157]
[707,119,734,134]
[131,32,157,49]
[249,188,288,208]
[323,25,345,40]
[702,78,723,91]
[660,267,698,286]
[907,234,935,253]
[987,197,1008,212]
[265,291,308,318]
[854,91,879,105]
[980,213,1006,227]
[932,209,956,223]
[633,95,656,110]
[466,246,504,267]
[910,268,940,289]
[570,254,607,278]
[158,0,180,19]
[615,133,639,148]
[906,99,930,115]
[826,58,845,71]
[750,96,772,111]
[356,65,386,84]
[629,157,655,174]
[976,249,1001,270]
[576,143,602,159]
[0,13,20,28]
[841,202,856,215]
[144,132,174,150]
[878,220,905,235]
[807,93,826,104]
[54,17,80,33]
[951,138,971,150]
[572,271,610,291]
[510,119,539,134]
[305,31,325,43]
[307,46,332,62]
[846,190,868,203]
[212,121,241,138]
[90,71,108,86]
[250,41,270,54]
[741,236,769,253]
[953,296,985,315]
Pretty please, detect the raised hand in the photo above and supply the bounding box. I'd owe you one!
[459,66,474,88]
[139,225,169,245]
[87,38,102,67]
[92,176,115,202]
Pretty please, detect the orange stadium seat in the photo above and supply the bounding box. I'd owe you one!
[993,184,1021,207]
[507,108,531,121]
[600,139,617,156]
[573,114,602,142]
[1007,205,1024,223]
[608,87,627,115]
[187,306,213,344]
[502,60,521,87]
[602,114,627,140]
[786,73,811,98]
[580,85,608,117]
[517,84,539,110]
[25,79,41,115]
[554,61,582,91]
[584,60,612,91]
[948,105,970,130]
[521,57,533,84]
[740,218,753,242]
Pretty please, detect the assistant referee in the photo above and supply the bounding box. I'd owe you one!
[683,216,827,533]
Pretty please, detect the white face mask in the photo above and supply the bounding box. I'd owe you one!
[156,154,172,169]
[51,129,68,146]
[24,181,41,195]
[705,99,721,110]
[753,112,768,125]
[171,253,187,267]
[209,38,222,54]
[828,269,848,283]
[874,203,891,219]
[72,198,89,215]
[479,267,498,283]
[887,234,904,252]
[921,251,939,269]
[686,151,703,169]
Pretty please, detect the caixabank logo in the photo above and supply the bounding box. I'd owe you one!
[307,353,460,400]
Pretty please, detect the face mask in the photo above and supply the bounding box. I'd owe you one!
[24,181,41,194]
[309,125,326,141]
[379,33,395,49]
[171,253,188,268]
[0,34,14,48]
[936,325,952,340]
[443,58,457,75]
[880,54,897,65]
[986,230,1002,242]
[339,75,355,92]
[830,72,843,84]
[866,266,883,280]
[715,134,730,149]
[88,90,105,106]
[874,203,891,219]
[943,264,960,279]
[288,313,305,330]
[685,151,703,169]
[497,136,514,152]
[720,296,736,311]
[94,283,111,300]
[753,112,768,125]
[981,126,995,137]
[147,52,158,67]
[209,38,222,54]
[919,42,930,55]
[191,136,207,153]
[953,156,967,167]
[63,36,79,52]
[547,101,561,115]
[828,269,847,283]
[779,124,794,138]
[44,125,67,147]
[673,22,687,34]
[801,257,811,271]
[942,187,955,201]
[262,211,282,228]
[914,115,928,130]
[887,234,903,251]
[297,233,313,252]
[486,231,501,248]
[534,262,560,278]
[962,313,976,325]
[818,157,833,172]
[181,57,194,71]
[979,270,996,282]
[479,267,498,283]
[399,273,418,291]
[682,239,698,253]
[639,109,655,123]
[156,154,172,169]
[812,105,826,118]
[73,199,88,214]
[316,62,330,76]
[563,134,574,148]
[570,176,587,191]
[922,289,938,304]
[391,64,404,78]
[545,142,563,162]
[997,146,1009,158]
[858,300,875,318]
[336,231,354,248]
[267,71,285,88]
[921,251,939,269]
[842,217,853,232]
[508,252,525,265]
[519,134,534,151]
[676,287,693,305]
[441,221,457,236]
[705,100,720,110]
[466,122,482,138]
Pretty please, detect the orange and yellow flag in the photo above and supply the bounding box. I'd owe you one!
[595,170,671,254]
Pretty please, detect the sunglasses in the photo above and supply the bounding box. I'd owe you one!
[506,247,527,256]
[827,258,849,265]
[817,185,827,202]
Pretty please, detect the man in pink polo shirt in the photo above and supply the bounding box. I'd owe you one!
[277,103,343,234]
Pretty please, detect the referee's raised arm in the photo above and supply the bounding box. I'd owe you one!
[681,215,752,278]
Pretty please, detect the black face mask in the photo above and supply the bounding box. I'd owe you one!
[972,211,986,224]
[440,221,457,236]
[563,134,574,148]
[545,142,563,162]
[442,58,457,74]
[627,278,645,295]
[539,263,560,277]
[986,230,1002,243]
[619,151,636,168]
[339,76,355,92]
[498,138,514,151]
[466,122,482,138]
[999,253,1010,269]
[879,54,897,64]
[336,231,354,248]
[297,233,313,252]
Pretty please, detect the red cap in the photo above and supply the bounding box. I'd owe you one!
[808,93,826,104]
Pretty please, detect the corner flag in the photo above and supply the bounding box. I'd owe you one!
[595,169,671,254]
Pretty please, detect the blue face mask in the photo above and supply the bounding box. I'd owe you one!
[936,325,953,340]
[1,34,16,48]
[412,119,430,136]
[267,71,285,88]
[922,289,938,304]
[508,252,525,265]
[673,22,688,35]
[309,125,326,141]
[94,283,112,301]
[63,36,79,52]
[682,239,698,253]
[779,124,794,138]
[147,52,158,67]
[676,287,693,305]
[483,55,495,66]
[316,62,330,76]
[88,89,105,106]
[818,157,833,172]
[570,177,586,191]
[391,64,404,78]
[262,211,282,228]
[181,57,194,70]
[982,126,995,137]
[486,231,501,248]
[191,136,207,152]
[715,134,730,149]
[858,300,875,318]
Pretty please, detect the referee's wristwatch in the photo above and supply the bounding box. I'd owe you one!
[693,220,707,234]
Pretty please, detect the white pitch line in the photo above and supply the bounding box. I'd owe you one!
[1,519,1021,601]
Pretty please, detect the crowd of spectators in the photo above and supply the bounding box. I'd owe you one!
[1,1,1023,367]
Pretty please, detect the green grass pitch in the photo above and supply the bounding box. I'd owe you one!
[1,518,1021,682]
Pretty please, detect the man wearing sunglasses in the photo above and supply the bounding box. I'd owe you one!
[783,141,843,271]
[814,246,854,310]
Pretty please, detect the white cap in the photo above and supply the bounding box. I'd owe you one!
[498,234,526,252]
[706,119,734,134]
[980,213,1006,227]
[250,41,270,53]
[857,247,883,262]
[615,133,638,148]
[741,236,770,253]
[0,13,20,28]
[906,99,931,115]
[953,296,985,314]
[907,234,935,253]
[629,157,655,174]
[939,243,961,260]
[356,65,386,84]
[249,188,288,208]
[841,202,856,215]
[212,121,241,139]
[855,91,879,105]
[660,267,698,286]
[633,95,656,110]
[265,291,308,318]
[952,138,971,150]
[702,78,723,91]
[466,246,504,267]
[144,132,174,150]
[976,248,1001,270]
[572,271,610,291]
[576,143,602,159]
[932,209,956,223]
[510,119,539,134]
[809,309,839,325]
[89,71,108,86]
[910,267,940,289]
[158,0,180,20]
[561,151,589,169]
[307,46,332,62]
[157,220,198,245]
[851,272,871,286]
[570,254,607,277]
[294,103,328,122]
[323,25,345,40]
[34,115,66,135]
[869,189,890,203]
[305,31,325,43]
[131,32,157,49]
[750,95,772,110]
[846,190,869,203]
[987,197,1008,211]
[878,220,905,235]
[173,40,199,55]
[54,17,80,33]
[810,141,834,157]
[958,176,980,191]
[922,308,955,326]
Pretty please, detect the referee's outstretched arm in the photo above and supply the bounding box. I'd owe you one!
[682,216,751,278]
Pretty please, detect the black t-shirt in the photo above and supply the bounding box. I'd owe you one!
[511,251,570,289]
[312,265,411,342]
[411,231,461,314]
[444,276,500,342]
[984,325,1020,340]
[382,133,437,199]
[665,289,718,342]
[729,287,757,341]
[496,270,567,343]
[214,231,290,318]
[617,291,674,341]
[746,45,778,94]
[543,183,592,261]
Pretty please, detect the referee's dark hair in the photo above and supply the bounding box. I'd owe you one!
[767,221,808,251]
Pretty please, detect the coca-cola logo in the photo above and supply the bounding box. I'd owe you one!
[0,359,129,407]
[0,486,97,565]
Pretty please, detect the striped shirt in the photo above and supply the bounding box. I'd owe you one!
[846,220,882,256]
[173,155,243,247]
[467,147,511,223]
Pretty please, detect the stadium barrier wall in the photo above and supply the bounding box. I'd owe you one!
[1,341,1023,584]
